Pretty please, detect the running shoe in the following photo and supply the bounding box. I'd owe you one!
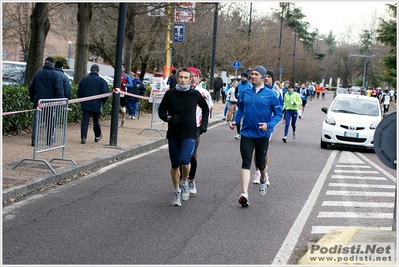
[171,190,181,206]
[252,170,261,184]
[293,132,297,140]
[188,180,197,195]
[282,136,287,143]
[181,184,190,201]
[235,134,241,140]
[238,193,249,207]
[94,134,103,143]
[259,181,267,196]
[120,119,125,127]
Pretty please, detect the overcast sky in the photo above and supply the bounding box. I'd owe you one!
[252,1,395,41]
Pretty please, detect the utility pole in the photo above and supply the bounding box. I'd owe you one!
[209,3,218,92]
[165,3,172,78]
[277,4,285,82]
[349,54,375,88]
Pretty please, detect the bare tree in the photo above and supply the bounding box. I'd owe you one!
[73,3,92,84]
[24,3,50,86]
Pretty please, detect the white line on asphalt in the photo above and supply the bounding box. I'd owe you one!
[326,190,395,197]
[271,150,338,265]
[355,152,397,183]
[321,201,395,208]
[311,226,391,234]
[336,165,371,168]
[334,170,379,173]
[328,183,396,189]
[331,175,386,180]
[317,212,393,218]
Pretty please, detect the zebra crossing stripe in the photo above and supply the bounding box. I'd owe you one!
[321,201,395,208]
[334,170,379,173]
[336,165,371,168]
[326,190,395,197]
[328,183,396,189]
[331,175,386,180]
[317,211,393,218]
[311,225,391,234]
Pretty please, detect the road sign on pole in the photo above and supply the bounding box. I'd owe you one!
[232,61,241,69]
[279,67,284,73]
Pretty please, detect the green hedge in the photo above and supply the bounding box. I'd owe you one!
[2,83,153,135]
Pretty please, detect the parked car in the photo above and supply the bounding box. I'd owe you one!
[349,85,363,95]
[333,87,349,98]
[2,61,27,85]
[320,94,382,150]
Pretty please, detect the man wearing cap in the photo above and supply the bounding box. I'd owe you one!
[77,64,109,144]
[229,65,283,207]
[54,60,71,100]
[29,56,64,146]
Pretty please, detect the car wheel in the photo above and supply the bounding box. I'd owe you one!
[320,139,328,149]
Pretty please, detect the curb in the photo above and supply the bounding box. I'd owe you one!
[3,116,226,202]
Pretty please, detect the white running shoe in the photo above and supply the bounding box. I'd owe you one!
[238,193,249,207]
[259,181,267,196]
[188,180,197,195]
[252,170,261,184]
[171,190,181,206]
[181,184,190,201]
[235,134,241,140]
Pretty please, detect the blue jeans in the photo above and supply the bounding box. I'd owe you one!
[127,98,139,117]
[284,110,298,136]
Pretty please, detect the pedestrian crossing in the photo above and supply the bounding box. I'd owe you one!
[310,151,396,235]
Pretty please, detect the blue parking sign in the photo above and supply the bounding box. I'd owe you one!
[232,61,241,69]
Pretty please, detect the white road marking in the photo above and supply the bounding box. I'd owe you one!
[328,183,396,189]
[317,212,393,218]
[311,225,391,234]
[334,170,379,174]
[272,150,338,265]
[326,190,395,197]
[321,201,394,208]
[331,175,386,180]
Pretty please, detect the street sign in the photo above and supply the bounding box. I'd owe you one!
[147,4,165,16]
[279,68,284,73]
[232,61,241,69]
[174,24,184,42]
[175,9,195,22]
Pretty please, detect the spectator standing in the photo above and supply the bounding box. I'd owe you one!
[54,60,71,100]
[127,72,146,119]
[29,56,64,146]
[229,65,283,207]
[77,64,109,144]
[213,75,224,103]
[119,64,133,127]
[282,84,302,143]
[166,69,177,90]
[158,68,209,206]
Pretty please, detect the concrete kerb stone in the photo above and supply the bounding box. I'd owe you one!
[2,116,225,202]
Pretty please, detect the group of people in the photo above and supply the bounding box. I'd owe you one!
[29,57,71,146]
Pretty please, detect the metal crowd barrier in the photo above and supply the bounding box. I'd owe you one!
[13,98,76,173]
[138,93,166,137]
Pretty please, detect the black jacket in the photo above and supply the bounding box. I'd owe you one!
[77,72,109,112]
[54,68,71,100]
[127,79,146,101]
[29,65,64,107]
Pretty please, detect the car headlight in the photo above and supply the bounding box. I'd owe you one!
[369,120,380,129]
[325,114,336,125]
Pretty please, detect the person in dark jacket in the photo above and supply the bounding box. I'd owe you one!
[213,75,224,103]
[158,68,209,207]
[29,56,64,146]
[54,60,71,100]
[127,72,146,119]
[77,64,109,144]
[166,69,177,90]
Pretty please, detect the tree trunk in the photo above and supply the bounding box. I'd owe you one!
[73,3,92,85]
[23,3,50,86]
[122,3,136,74]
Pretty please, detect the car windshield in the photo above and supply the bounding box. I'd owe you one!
[2,62,26,84]
[331,98,379,116]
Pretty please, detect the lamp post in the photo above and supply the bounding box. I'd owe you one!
[68,40,72,65]
[349,54,375,88]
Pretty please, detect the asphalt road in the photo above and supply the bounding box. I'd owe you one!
[3,96,396,265]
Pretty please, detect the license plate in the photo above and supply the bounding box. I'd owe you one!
[344,131,358,138]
